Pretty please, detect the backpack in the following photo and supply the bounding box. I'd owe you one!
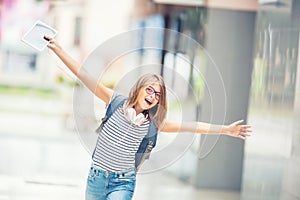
[95,93,158,170]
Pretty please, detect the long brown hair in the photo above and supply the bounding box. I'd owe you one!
[124,73,167,128]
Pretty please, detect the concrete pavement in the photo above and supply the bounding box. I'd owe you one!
[0,94,239,200]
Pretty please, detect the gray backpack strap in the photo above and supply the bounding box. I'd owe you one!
[95,93,127,133]
[135,120,158,169]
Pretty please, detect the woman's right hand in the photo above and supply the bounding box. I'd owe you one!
[44,35,62,52]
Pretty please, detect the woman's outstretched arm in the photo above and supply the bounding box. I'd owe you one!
[45,35,113,105]
[160,119,252,140]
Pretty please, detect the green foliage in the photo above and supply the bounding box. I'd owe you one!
[0,85,59,99]
[55,75,79,87]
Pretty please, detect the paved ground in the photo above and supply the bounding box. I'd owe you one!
[1,94,300,200]
[0,94,239,200]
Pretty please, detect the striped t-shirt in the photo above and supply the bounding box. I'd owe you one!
[92,104,150,171]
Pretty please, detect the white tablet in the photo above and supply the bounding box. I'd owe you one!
[21,20,58,51]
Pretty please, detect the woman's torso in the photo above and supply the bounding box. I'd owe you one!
[92,105,149,171]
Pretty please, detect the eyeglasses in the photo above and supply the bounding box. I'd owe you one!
[145,86,161,101]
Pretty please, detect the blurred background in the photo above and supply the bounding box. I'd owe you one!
[0,0,300,199]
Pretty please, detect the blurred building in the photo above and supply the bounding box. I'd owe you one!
[0,0,133,88]
[126,1,300,199]
[0,0,52,88]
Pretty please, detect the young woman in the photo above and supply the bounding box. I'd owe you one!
[45,35,252,200]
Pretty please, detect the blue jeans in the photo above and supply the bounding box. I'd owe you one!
[85,164,136,200]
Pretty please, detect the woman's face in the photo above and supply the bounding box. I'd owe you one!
[136,84,161,111]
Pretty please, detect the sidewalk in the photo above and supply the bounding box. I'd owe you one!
[0,95,240,200]
[0,172,239,200]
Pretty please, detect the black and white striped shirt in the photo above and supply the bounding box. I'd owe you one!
[92,105,150,171]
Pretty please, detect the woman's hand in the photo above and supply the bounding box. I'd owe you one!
[44,35,62,52]
[223,120,252,140]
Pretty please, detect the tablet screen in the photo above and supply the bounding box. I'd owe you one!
[21,20,58,51]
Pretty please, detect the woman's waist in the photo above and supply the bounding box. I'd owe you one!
[90,162,136,177]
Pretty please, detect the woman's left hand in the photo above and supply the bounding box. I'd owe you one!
[223,120,252,140]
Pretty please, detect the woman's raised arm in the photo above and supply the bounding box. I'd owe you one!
[160,119,252,140]
[45,35,113,105]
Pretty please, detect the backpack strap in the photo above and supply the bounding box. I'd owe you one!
[135,120,158,169]
[95,93,127,133]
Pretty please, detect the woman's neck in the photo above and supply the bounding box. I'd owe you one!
[133,104,143,115]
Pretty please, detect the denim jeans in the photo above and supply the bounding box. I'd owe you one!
[85,164,136,200]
